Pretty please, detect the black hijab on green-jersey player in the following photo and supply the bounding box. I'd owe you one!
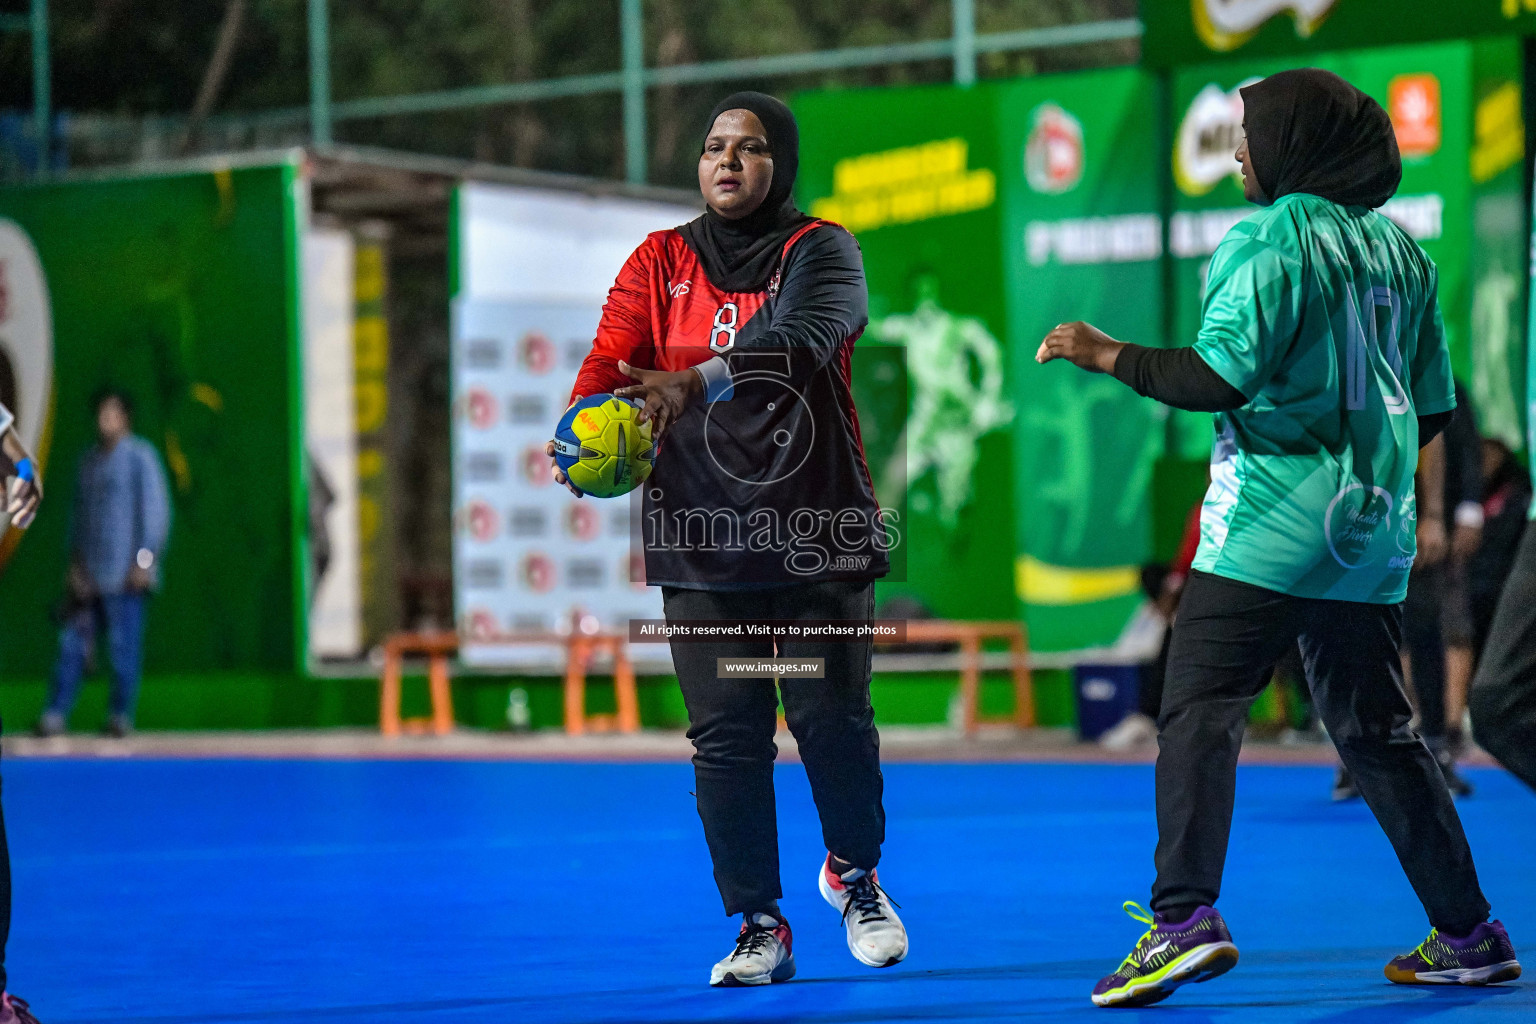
[1239,68,1402,209]
[677,91,816,292]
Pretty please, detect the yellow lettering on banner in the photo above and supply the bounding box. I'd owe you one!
[1015,554,1140,606]
[358,495,379,542]
[356,380,388,432]
[354,247,385,302]
[354,318,388,372]
[814,138,993,233]
[1472,81,1525,183]
[357,449,384,477]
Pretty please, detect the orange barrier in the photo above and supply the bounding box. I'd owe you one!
[379,632,460,737]
[378,629,641,737]
[563,633,640,736]
[901,620,1034,735]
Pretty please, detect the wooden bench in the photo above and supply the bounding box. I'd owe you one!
[378,629,641,737]
[901,620,1034,735]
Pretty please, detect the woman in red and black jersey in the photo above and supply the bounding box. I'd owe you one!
[549,92,907,986]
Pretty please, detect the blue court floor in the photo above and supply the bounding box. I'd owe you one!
[7,757,1535,1023]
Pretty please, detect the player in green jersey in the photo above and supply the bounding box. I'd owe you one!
[1039,68,1519,1007]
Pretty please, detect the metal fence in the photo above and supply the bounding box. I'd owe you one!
[4,1,1142,182]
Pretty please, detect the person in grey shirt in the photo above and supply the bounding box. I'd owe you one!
[36,390,170,738]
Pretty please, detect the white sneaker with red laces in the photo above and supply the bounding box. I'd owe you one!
[817,854,908,968]
[709,911,796,987]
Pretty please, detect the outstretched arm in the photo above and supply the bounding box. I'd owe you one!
[1036,321,1247,412]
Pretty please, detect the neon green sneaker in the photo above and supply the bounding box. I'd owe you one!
[1091,902,1240,1008]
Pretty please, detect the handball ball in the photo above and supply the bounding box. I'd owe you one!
[551,394,655,498]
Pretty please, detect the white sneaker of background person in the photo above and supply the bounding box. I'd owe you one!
[1100,712,1158,752]
[709,911,796,987]
[818,854,909,967]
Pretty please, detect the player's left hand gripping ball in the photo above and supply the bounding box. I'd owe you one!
[550,395,656,499]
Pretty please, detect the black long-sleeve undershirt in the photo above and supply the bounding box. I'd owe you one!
[1110,342,1453,449]
[1111,344,1247,412]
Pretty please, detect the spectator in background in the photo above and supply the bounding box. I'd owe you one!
[35,390,170,739]
[1468,438,1532,658]
[1335,388,1479,801]
[1101,501,1202,751]
[1403,381,1481,794]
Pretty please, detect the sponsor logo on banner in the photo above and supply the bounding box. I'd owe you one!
[460,499,499,541]
[566,502,600,540]
[463,338,502,369]
[1174,81,1258,196]
[625,552,647,590]
[1024,104,1085,195]
[465,559,504,588]
[463,608,501,640]
[519,331,555,374]
[1389,74,1441,158]
[465,386,498,429]
[522,444,553,486]
[508,394,547,424]
[510,506,549,537]
[1192,0,1342,53]
[521,552,556,592]
[566,558,604,588]
[465,451,503,482]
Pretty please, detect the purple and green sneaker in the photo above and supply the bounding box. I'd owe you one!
[1092,901,1240,1008]
[1385,921,1521,986]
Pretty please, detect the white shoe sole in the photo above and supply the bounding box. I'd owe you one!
[817,863,908,968]
[1389,960,1521,986]
[711,953,796,987]
[1091,942,1240,1007]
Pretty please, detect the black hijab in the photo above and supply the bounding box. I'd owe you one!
[1239,68,1402,209]
[678,91,815,293]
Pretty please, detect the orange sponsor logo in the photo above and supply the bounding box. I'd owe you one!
[1389,74,1441,158]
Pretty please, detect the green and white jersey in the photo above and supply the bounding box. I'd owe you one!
[1191,193,1455,604]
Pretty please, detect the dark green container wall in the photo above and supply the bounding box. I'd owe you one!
[794,85,1017,622]
[0,164,304,676]
[995,69,1166,651]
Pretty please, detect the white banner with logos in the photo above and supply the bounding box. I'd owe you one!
[452,183,697,669]
[302,227,363,659]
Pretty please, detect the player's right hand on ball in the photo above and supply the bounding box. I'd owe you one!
[545,440,584,498]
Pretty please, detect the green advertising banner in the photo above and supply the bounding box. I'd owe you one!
[0,163,306,676]
[795,85,1017,622]
[1469,40,1531,452]
[1143,0,1536,68]
[995,69,1167,651]
[1165,41,1528,457]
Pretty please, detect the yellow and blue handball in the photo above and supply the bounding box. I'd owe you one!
[552,394,656,498]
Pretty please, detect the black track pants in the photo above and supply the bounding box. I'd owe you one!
[664,581,885,916]
[1152,571,1490,935]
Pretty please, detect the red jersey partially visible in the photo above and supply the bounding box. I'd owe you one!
[572,224,819,400]
[571,222,889,588]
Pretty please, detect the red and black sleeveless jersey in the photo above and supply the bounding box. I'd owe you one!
[571,222,891,588]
